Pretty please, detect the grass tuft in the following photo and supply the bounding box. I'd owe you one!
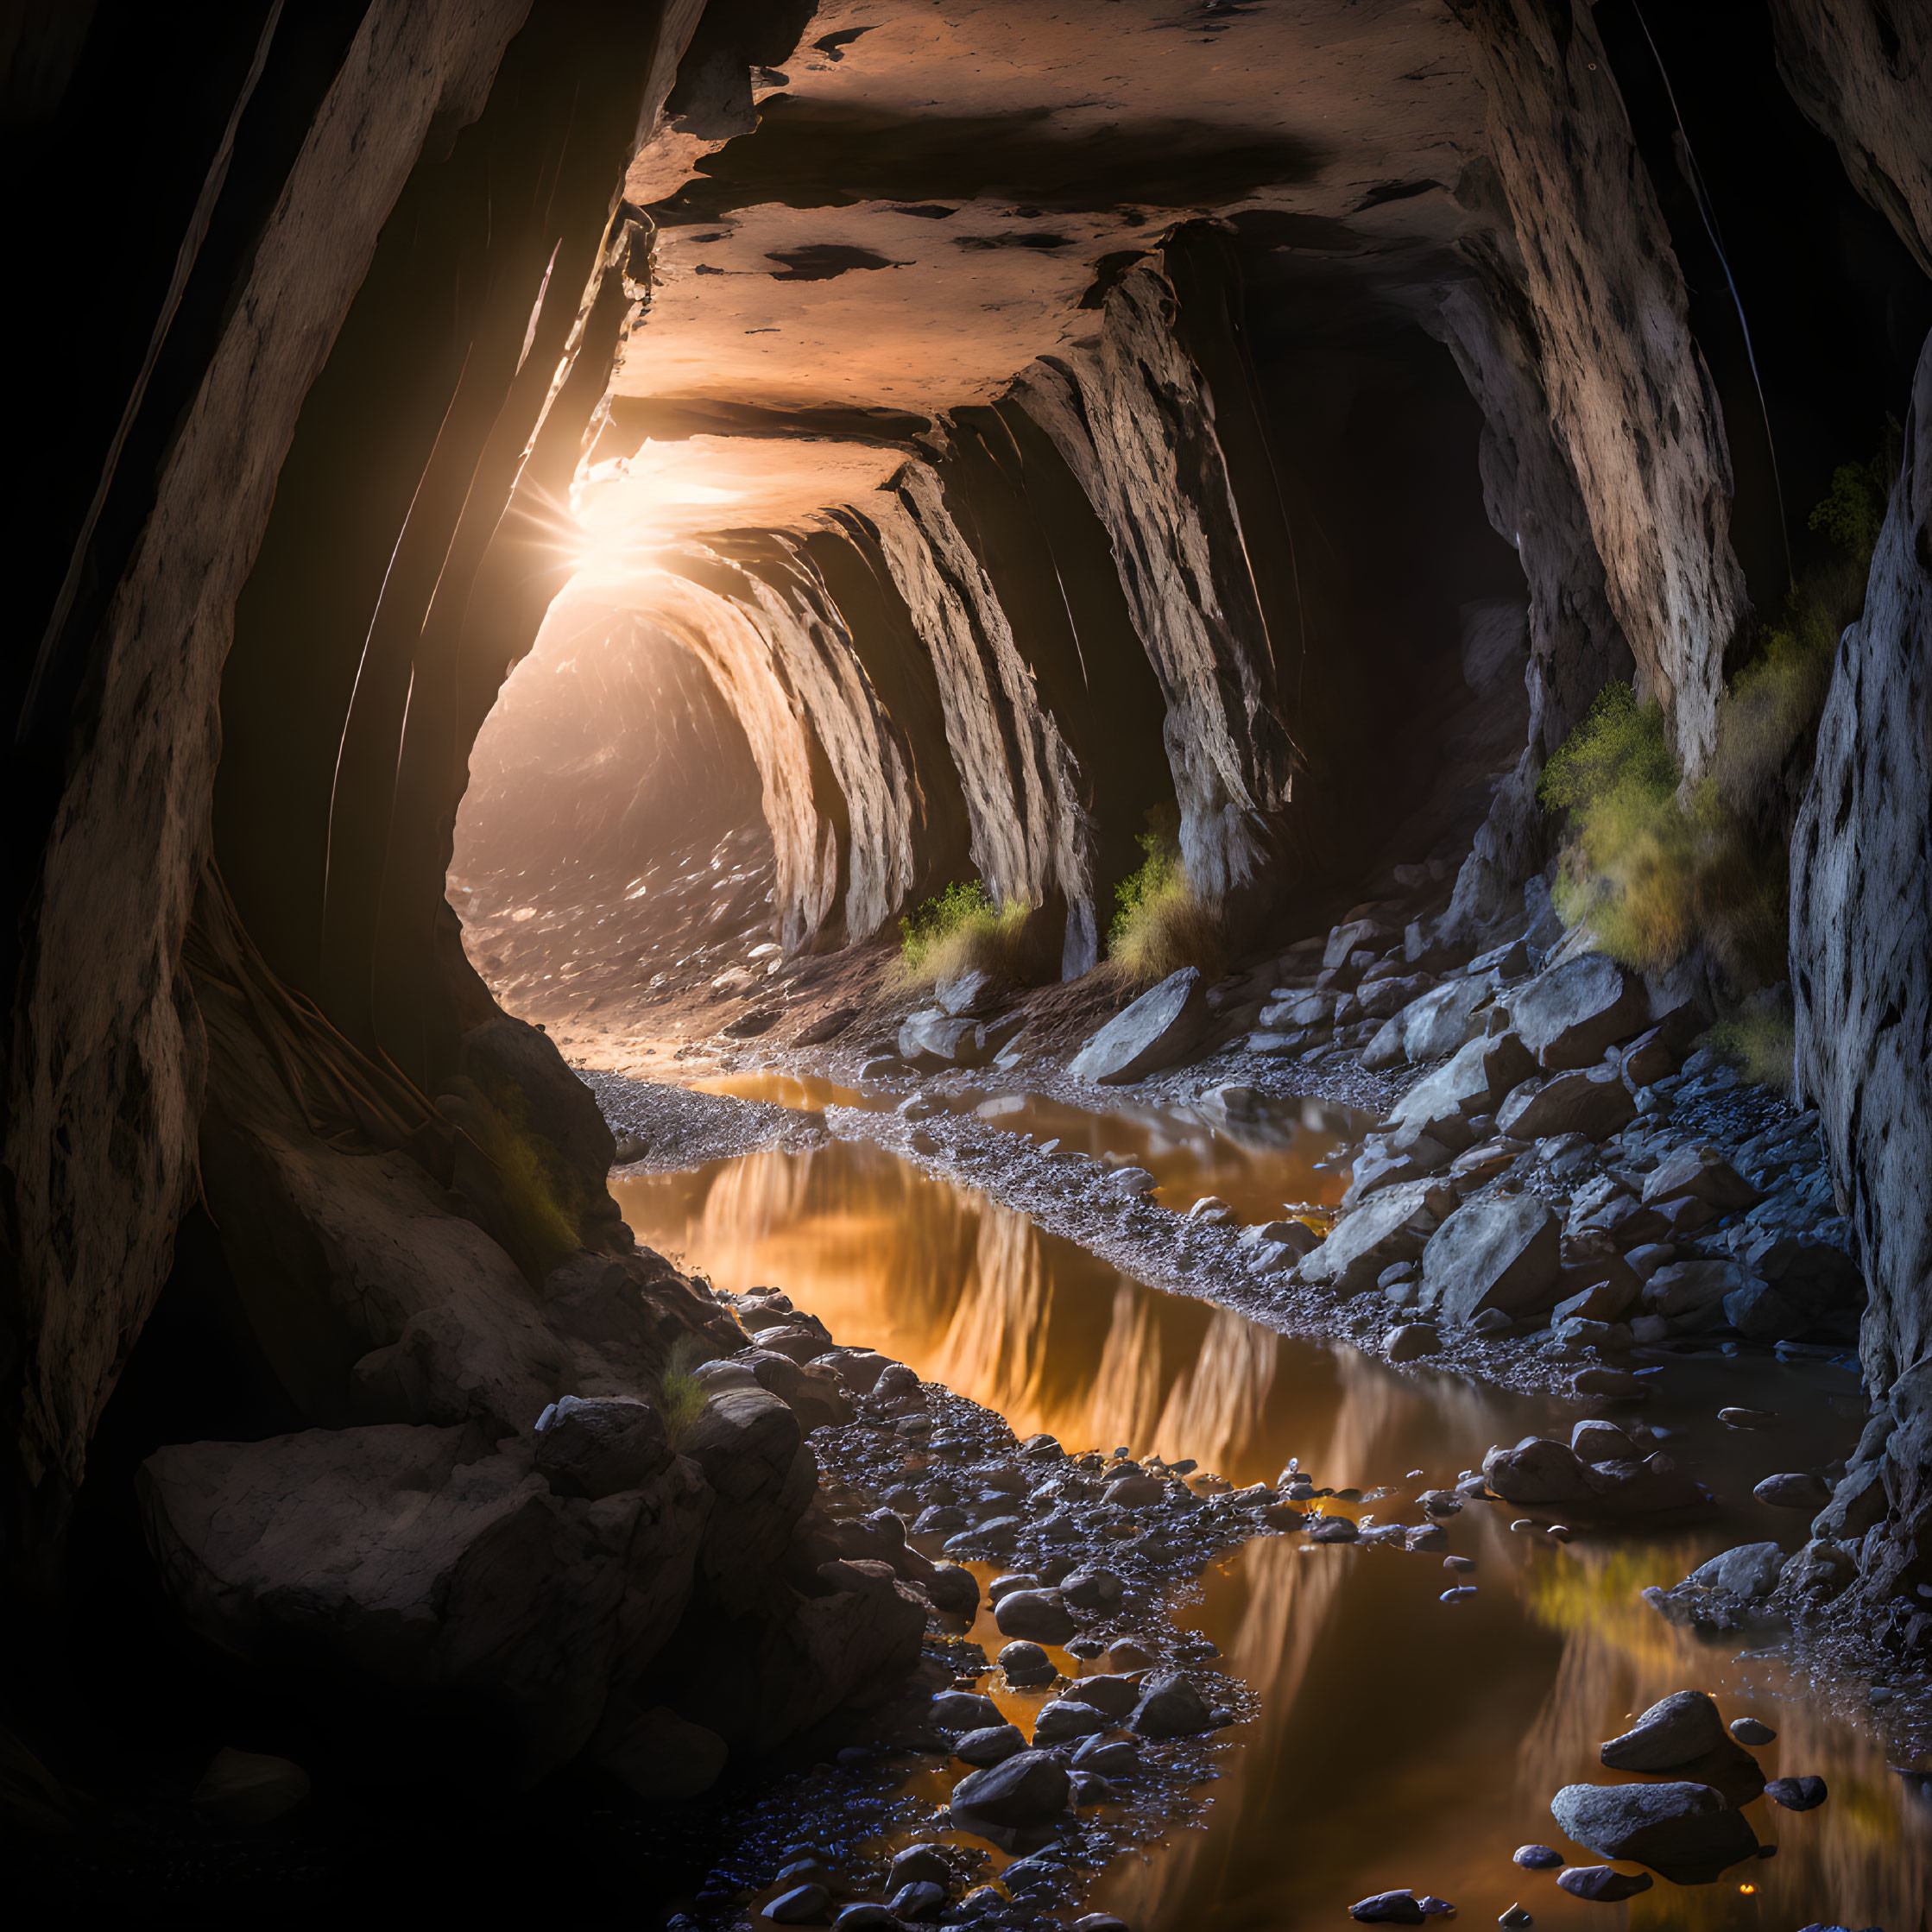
[897,881,1032,986]
[1108,832,1226,985]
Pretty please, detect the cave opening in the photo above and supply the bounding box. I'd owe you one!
[9,3,1932,1925]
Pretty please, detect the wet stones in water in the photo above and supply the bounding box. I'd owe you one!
[1482,1438,1594,1506]
[1309,1515,1359,1544]
[1440,1586,1478,1604]
[949,1749,1072,1832]
[1128,1671,1215,1738]
[1555,1866,1653,1902]
[924,1563,982,1615]
[1071,1916,1133,1932]
[1108,1638,1155,1670]
[1071,1733,1141,1777]
[1718,1405,1779,1430]
[1512,1846,1562,1869]
[1497,1908,1532,1928]
[1728,1716,1777,1746]
[994,1588,1078,1644]
[1443,1555,1475,1572]
[832,1908,898,1929]
[931,1690,1005,1733]
[997,1639,1055,1686]
[1065,1674,1140,1720]
[1549,1781,1758,1882]
[1032,1697,1109,1744]
[987,1571,1040,1600]
[1600,1691,1727,1770]
[1689,1541,1785,1598]
[1348,1891,1428,1923]
[887,1880,948,1920]
[1766,1775,1828,1810]
[1406,1524,1448,1552]
[955,1723,1027,1766]
[1752,1471,1831,1510]
[769,1884,832,1923]
[887,1845,952,1891]
[1061,1568,1124,1610]
[915,1505,969,1534]
[1065,1636,1108,1659]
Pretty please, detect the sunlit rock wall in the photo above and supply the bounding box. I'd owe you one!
[1452,0,1748,776]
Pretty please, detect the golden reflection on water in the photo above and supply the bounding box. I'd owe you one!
[613,1137,1925,1930]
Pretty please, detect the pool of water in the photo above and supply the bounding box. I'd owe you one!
[611,1134,1923,1929]
[687,1070,1373,1224]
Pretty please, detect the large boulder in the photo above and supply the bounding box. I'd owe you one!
[950,1749,1072,1836]
[1640,1145,1760,1212]
[899,1008,1011,1070]
[1495,1065,1638,1141]
[1483,1436,1594,1505]
[1068,969,1211,1083]
[1510,953,1648,1069]
[1549,1781,1758,1884]
[1689,1541,1786,1599]
[1599,1692,1726,1770]
[1396,975,1498,1064]
[533,1394,672,1500]
[1299,1182,1444,1297]
[140,1424,710,1784]
[1422,1194,1561,1325]
[679,1388,815,1613]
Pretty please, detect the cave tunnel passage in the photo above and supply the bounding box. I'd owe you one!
[450,597,778,1061]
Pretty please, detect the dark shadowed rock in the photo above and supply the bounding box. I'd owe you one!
[1067,969,1210,1084]
[1728,1716,1776,1746]
[191,1747,310,1826]
[1766,1775,1828,1810]
[1483,1437,1593,1506]
[1129,1671,1214,1738]
[922,1564,982,1616]
[1752,1471,1831,1511]
[769,1884,831,1923]
[1512,1845,1562,1869]
[1689,1542,1785,1599]
[1496,1064,1637,1141]
[949,1748,1072,1831]
[533,1394,672,1500]
[1424,1193,1561,1326]
[1550,1781,1758,1882]
[955,1723,1026,1767]
[1065,1674,1141,1720]
[931,1690,1004,1733]
[1556,1866,1653,1902]
[1032,1697,1109,1744]
[1348,1891,1426,1924]
[993,1588,1077,1644]
[1641,1143,1760,1211]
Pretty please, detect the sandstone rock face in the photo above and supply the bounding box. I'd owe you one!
[140,1424,710,1784]
[1454,0,1747,775]
[1423,1194,1561,1326]
[1790,331,1932,1631]
[1067,969,1211,1085]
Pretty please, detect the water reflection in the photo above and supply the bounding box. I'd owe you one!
[688,1070,1373,1223]
[613,1136,1920,1928]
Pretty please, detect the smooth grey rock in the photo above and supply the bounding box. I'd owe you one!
[1496,1064,1637,1141]
[953,1722,1026,1767]
[1765,1774,1827,1810]
[1753,1471,1831,1511]
[1423,1194,1561,1326]
[922,1564,982,1616]
[931,1691,1004,1733]
[1510,953,1646,1069]
[1032,1697,1108,1744]
[1512,1845,1562,1870]
[1064,1674,1140,1720]
[997,1639,1054,1683]
[949,1748,1071,1829]
[887,1880,947,1920]
[1689,1541,1784,1599]
[1549,1781,1758,1881]
[768,1885,831,1923]
[1386,1323,1442,1362]
[993,1588,1077,1644]
[1348,1891,1425,1923]
[1483,1436,1594,1505]
[1600,1691,1727,1770]
[1067,969,1210,1084]
[1580,1452,1705,1516]
[1059,1569,1123,1611]
[1301,1182,1443,1297]
[1555,1866,1652,1902]
[1569,1419,1635,1464]
[1641,1142,1759,1210]
[1129,1671,1215,1738]
[1400,975,1498,1062]
[1728,1716,1777,1746]
[887,1845,952,1892]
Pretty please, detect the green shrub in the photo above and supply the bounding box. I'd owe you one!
[1539,685,1779,980]
[1708,1007,1796,1095]
[1108,832,1225,985]
[1542,431,1899,987]
[897,880,1031,985]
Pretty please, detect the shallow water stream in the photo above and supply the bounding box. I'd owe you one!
[611,1108,1926,1930]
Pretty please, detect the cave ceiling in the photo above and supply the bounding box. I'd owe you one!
[584,0,1498,556]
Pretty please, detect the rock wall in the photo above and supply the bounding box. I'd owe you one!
[1779,0,1932,1643]
[2,0,538,1556]
[1450,0,1748,776]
